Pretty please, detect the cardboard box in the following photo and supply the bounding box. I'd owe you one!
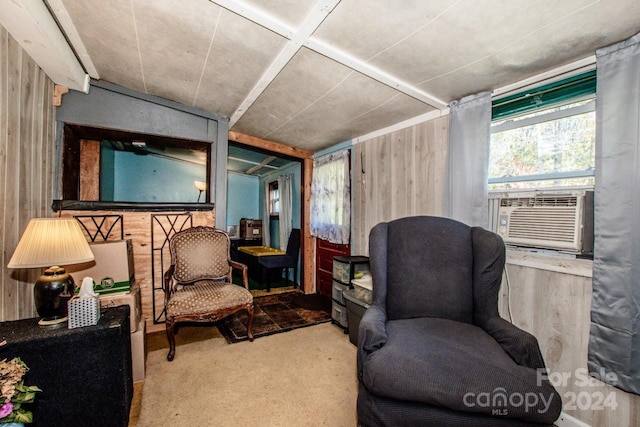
[240,218,262,239]
[131,317,147,383]
[99,281,141,332]
[68,240,135,295]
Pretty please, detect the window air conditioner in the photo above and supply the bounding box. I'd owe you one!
[496,190,594,255]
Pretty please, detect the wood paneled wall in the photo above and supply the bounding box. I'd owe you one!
[351,116,449,254]
[0,27,56,321]
[351,114,640,425]
[59,209,215,334]
[500,257,640,426]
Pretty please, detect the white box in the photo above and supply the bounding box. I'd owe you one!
[131,317,147,383]
[67,240,135,295]
[99,281,141,332]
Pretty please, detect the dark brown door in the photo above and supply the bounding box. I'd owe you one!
[316,238,350,297]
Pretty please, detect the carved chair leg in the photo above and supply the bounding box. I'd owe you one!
[246,304,255,342]
[166,318,176,361]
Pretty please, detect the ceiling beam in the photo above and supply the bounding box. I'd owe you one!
[46,0,100,79]
[245,155,278,175]
[307,38,448,109]
[229,131,313,159]
[211,0,448,125]
[214,0,341,127]
[0,0,89,92]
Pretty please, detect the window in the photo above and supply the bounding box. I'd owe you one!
[309,150,350,244]
[489,71,596,191]
[269,181,279,216]
[488,71,596,256]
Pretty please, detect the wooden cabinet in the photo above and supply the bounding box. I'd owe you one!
[315,238,349,297]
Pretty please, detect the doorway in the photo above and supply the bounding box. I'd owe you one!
[226,141,304,289]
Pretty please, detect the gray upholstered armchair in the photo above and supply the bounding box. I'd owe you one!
[357,216,562,426]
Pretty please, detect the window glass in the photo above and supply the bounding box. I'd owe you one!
[489,99,595,191]
[269,182,279,216]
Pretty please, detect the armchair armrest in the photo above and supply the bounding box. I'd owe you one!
[359,304,388,352]
[229,260,249,289]
[357,304,388,379]
[482,316,546,370]
[163,265,175,305]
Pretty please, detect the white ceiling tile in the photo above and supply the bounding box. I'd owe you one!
[419,1,640,102]
[132,0,223,105]
[242,0,317,29]
[367,0,599,87]
[61,0,145,93]
[313,0,458,60]
[187,8,288,116]
[53,0,640,151]
[232,48,354,139]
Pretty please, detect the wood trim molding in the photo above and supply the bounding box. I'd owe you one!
[229,131,316,293]
[228,131,313,160]
[53,84,69,106]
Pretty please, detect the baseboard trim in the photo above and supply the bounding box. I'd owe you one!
[555,412,591,427]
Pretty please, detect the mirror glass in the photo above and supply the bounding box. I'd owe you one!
[63,124,210,203]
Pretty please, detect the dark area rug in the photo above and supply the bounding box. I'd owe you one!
[218,291,332,343]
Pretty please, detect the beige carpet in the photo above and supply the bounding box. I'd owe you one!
[136,322,358,426]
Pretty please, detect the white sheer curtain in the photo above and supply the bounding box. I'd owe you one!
[443,92,491,228]
[262,181,270,247]
[589,31,640,394]
[278,174,292,251]
[310,150,350,244]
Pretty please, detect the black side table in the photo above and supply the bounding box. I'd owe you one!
[0,306,133,427]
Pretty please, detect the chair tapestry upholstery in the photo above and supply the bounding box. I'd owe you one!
[164,226,254,361]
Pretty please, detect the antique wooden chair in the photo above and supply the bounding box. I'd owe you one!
[163,226,254,361]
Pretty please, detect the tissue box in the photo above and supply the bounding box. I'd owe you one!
[68,296,100,329]
[67,240,135,295]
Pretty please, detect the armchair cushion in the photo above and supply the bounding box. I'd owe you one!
[384,217,474,323]
[166,280,253,317]
[172,230,230,282]
[360,317,561,423]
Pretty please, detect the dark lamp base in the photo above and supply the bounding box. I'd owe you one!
[35,266,75,327]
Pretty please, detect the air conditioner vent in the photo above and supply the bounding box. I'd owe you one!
[494,191,594,254]
[500,195,578,208]
[508,207,577,242]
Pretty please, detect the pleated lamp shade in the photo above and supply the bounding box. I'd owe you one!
[8,218,95,268]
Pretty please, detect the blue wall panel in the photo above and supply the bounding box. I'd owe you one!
[226,172,260,229]
[112,151,206,202]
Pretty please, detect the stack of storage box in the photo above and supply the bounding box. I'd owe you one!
[67,239,146,383]
[331,256,369,331]
[344,274,373,345]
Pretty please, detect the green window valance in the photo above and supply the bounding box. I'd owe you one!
[492,70,596,120]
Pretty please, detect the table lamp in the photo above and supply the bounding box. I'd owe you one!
[7,218,95,327]
[194,180,207,202]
